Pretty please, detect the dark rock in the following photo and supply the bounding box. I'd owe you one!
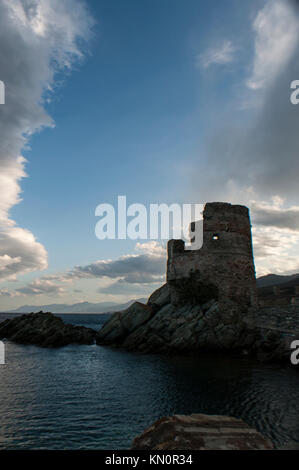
[96,302,154,346]
[96,293,251,354]
[168,273,219,306]
[278,442,299,450]
[131,414,274,450]
[147,283,170,310]
[0,312,96,348]
[95,281,295,362]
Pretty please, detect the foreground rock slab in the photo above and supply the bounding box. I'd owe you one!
[0,311,96,348]
[132,414,274,450]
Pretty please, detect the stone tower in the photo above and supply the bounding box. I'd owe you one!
[167,202,257,310]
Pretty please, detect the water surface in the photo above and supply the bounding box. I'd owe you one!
[0,313,298,449]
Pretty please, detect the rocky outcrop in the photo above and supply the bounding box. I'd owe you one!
[97,298,244,353]
[248,327,293,363]
[96,203,263,356]
[96,283,292,361]
[131,414,274,450]
[0,311,96,347]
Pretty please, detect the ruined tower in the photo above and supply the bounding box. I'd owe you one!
[167,202,257,310]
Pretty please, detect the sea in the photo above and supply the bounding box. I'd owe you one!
[0,312,298,449]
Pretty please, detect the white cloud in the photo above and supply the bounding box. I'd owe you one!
[197,40,236,69]
[16,278,66,296]
[252,225,299,276]
[135,241,166,257]
[247,0,299,90]
[72,242,166,284]
[0,227,47,281]
[0,289,20,298]
[250,197,299,276]
[0,254,21,269]
[251,197,299,231]
[0,0,93,282]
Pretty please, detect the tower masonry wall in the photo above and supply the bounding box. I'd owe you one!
[167,202,257,309]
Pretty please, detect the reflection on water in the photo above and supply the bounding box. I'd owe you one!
[0,313,298,449]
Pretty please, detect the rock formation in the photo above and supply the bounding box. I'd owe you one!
[97,288,246,353]
[0,311,96,347]
[131,414,274,450]
[96,202,292,361]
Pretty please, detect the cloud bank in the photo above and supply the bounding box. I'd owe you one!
[190,0,299,276]
[195,0,299,203]
[247,0,299,90]
[72,241,166,284]
[2,242,167,299]
[0,0,93,281]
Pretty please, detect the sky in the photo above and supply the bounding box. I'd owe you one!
[0,0,299,310]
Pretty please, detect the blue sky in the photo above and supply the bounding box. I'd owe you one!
[13,0,254,265]
[1,0,299,309]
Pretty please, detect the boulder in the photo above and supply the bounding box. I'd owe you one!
[0,311,96,348]
[131,414,274,450]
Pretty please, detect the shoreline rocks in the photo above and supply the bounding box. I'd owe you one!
[0,311,96,348]
[0,285,293,362]
[131,414,274,450]
[96,284,290,362]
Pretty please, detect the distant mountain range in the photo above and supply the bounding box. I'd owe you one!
[256,273,299,288]
[4,274,299,314]
[4,298,147,314]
